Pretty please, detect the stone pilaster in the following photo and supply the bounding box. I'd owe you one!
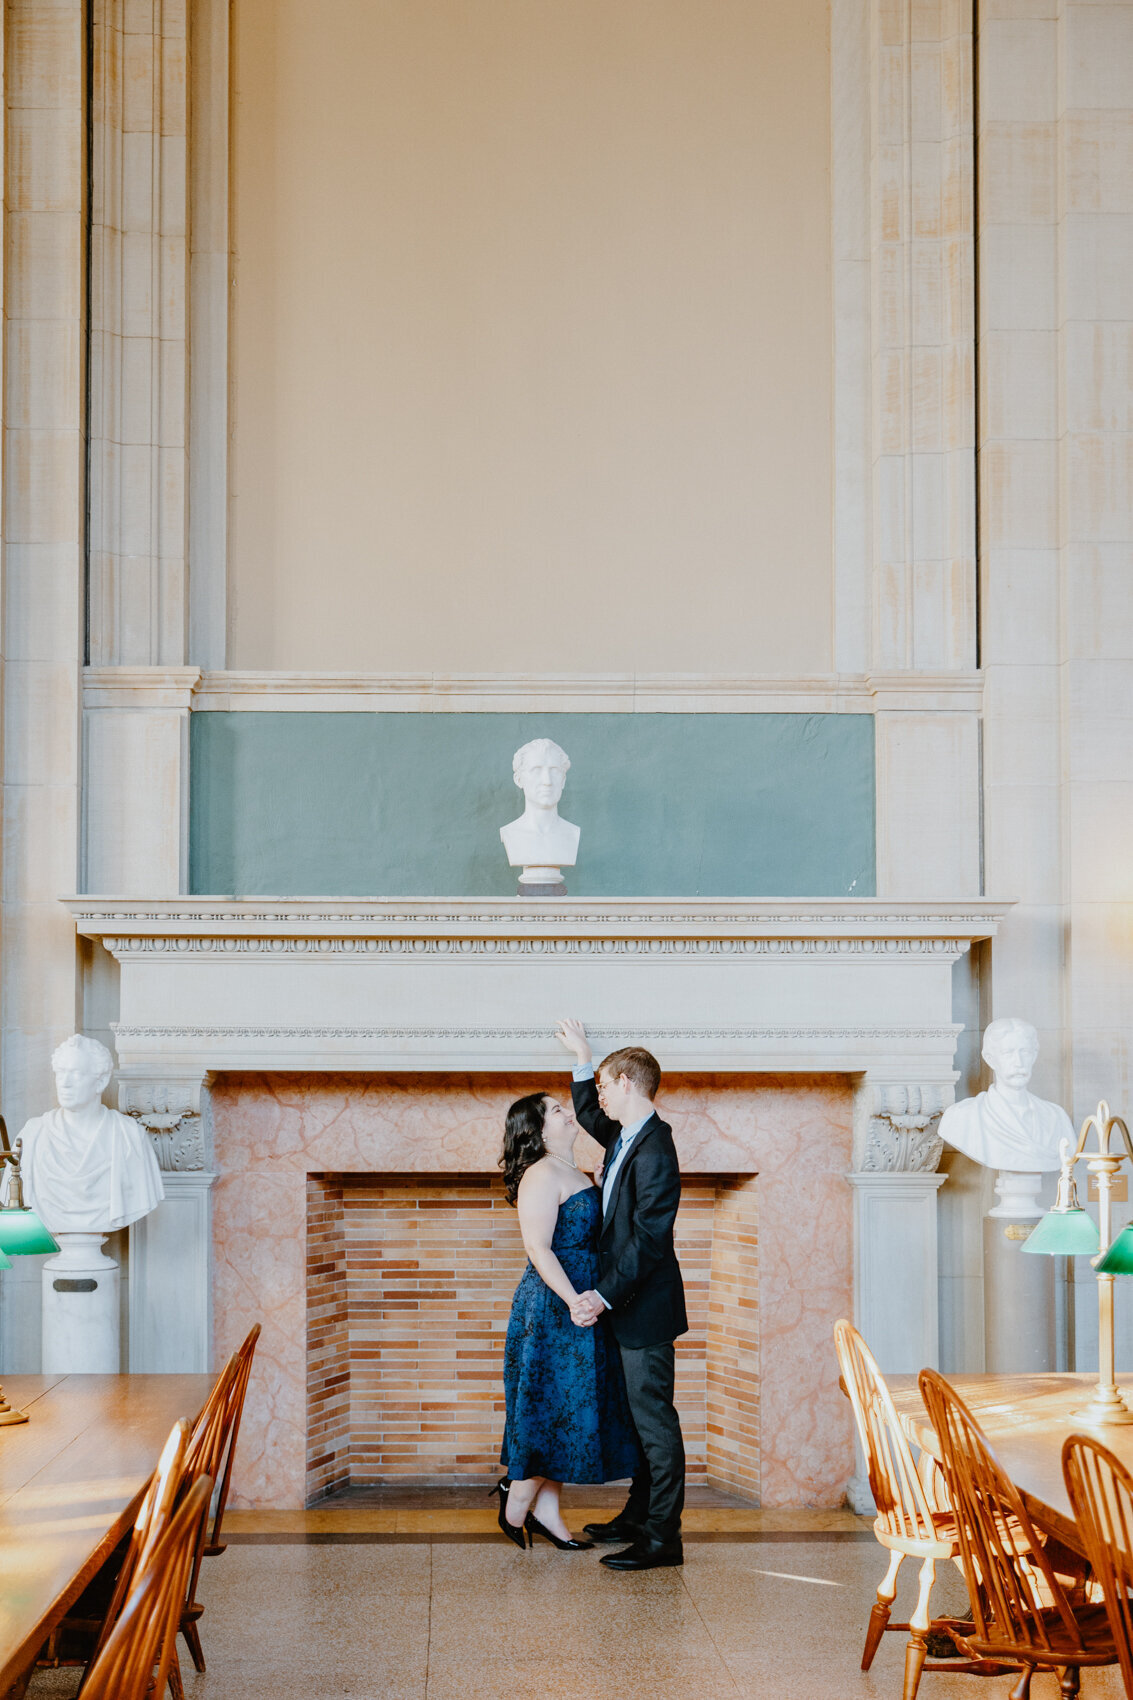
[121,1071,216,1373]
[0,1,89,1373]
[850,1078,948,1383]
[87,0,190,667]
[869,0,976,672]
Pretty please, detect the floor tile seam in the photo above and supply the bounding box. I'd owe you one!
[678,1560,744,1695]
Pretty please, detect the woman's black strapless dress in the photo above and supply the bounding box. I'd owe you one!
[500,1187,641,1484]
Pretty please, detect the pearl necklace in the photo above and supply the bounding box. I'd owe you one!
[548,1152,581,1173]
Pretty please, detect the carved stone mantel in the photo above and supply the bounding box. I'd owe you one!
[66,899,1011,1094]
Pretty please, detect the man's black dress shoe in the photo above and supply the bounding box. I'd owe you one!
[599,1541,684,1571]
[582,1517,642,1545]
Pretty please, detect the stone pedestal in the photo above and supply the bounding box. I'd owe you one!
[984,1169,1055,1373]
[41,1234,120,1373]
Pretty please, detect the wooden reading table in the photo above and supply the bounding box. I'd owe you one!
[0,1372,216,1694]
[887,1371,1133,1555]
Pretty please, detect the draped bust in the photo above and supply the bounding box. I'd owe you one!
[17,1035,164,1235]
[940,1018,1071,1173]
[500,738,580,878]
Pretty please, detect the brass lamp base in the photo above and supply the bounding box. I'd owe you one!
[0,1389,27,1427]
[1070,1386,1133,1427]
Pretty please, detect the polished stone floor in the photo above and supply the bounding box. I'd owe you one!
[26,1523,1133,1699]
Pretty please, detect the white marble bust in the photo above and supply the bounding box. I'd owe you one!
[17,1035,165,1234]
[500,738,580,890]
[939,1017,1072,1173]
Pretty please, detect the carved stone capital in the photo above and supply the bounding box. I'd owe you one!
[854,1081,952,1173]
[118,1077,208,1172]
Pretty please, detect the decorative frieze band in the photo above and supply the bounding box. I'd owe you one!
[114,1024,962,1045]
[102,934,972,960]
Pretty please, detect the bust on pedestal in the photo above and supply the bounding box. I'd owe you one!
[940,1018,1072,1372]
[500,738,580,897]
[17,1035,164,1372]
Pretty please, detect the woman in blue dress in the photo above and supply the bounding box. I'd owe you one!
[496,1091,641,1550]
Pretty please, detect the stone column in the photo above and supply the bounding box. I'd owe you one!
[121,1075,216,1373]
[0,0,88,1372]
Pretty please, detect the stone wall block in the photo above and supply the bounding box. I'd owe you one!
[1064,112,1133,215]
[1064,433,1133,542]
[979,225,1058,329]
[1062,213,1133,320]
[980,548,1059,663]
[980,121,1058,223]
[983,786,1064,904]
[4,430,84,545]
[4,212,82,323]
[1064,322,1133,432]
[122,27,156,132]
[4,321,81,432]
[1065,543,1133,658]
[2,661,80,788]
[981,439,1059,546]
[981,328,1058,439]
[159,136,187,235]
[7,108,82,212]
[980,18,1058,120]
[7,12,83,109]
[1061,4,1133,112]
[160,31,187,135]
[0,907,82,1033]
[3,545,83,665]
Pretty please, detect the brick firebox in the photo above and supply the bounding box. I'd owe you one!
[307,1173,758,1503]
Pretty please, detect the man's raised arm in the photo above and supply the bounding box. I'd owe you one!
[555,1017,622,1150]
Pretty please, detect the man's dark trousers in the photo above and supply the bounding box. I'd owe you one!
[570,1074,688,1548]
[619,1342,685,1543]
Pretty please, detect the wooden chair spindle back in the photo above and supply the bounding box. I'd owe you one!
[919,1369,1084,1659]
[834,1319,938,1543]
[1063,1433,1133,1697]
[81,1477,212,1700]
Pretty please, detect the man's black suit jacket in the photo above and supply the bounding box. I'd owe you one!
[571,1076,688,1350]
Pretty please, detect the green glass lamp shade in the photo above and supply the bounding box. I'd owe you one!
[1021,1207,1101,1257]
[0,1208,59,1256]
[1097,1225,1133,1275]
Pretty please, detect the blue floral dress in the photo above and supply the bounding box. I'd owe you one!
[500,1187,641,1483]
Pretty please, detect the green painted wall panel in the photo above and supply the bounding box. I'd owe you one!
[189,712,875,897]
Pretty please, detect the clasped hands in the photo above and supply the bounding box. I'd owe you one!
[570,1289,605,1328]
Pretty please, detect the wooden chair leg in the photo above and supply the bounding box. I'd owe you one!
[180,1616,206,1674]
[1058,1669,1080,1700]
[166,1641,185,1700]
[1008,1666,1033,1700]
[901,1557,936,1700]
[902,1635,928,1700]
[862,1549,902,1670]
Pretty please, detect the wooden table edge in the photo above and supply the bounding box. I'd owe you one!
[0,1376,217,1694]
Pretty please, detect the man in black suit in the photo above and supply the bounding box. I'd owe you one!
[556,1016,687,1570]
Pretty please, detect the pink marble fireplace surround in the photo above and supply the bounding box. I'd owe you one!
[210,1071,854,1509]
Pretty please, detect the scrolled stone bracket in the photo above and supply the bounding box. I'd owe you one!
[118,1077,209,1173]
[853,1081,953,1173]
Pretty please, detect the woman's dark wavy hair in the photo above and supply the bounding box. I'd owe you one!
[500,1093,549,1205]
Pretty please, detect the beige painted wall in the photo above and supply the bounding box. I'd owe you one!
[230,0,832,673]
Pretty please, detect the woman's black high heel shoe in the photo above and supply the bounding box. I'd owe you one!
[524,1511,594,1551]
[490,1478,529,1550]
